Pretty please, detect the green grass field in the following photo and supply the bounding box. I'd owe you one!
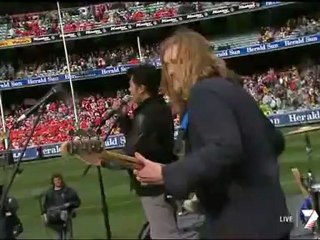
[7,127,320,239]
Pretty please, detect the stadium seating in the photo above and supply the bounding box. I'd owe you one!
[1,2,262,40]
[0,59,319,150]
[1,2,216,39]
[0,91,137,150]
[0,3,319,149]
[1,9,319,82]
[213,32,260,51]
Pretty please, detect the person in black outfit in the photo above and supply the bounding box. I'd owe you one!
[42,173,81,240]
[119,64,181,239]
[0,185,23,239]
[133,28,293,239]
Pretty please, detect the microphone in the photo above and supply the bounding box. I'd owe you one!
[102,95,132,122]
[17,85,62,123]
[82,95,131,178]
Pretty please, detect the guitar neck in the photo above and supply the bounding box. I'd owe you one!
[100,150,142,169]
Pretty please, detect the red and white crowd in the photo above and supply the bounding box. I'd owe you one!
[0,59,318,150]
[2,90,137,150]
[1,9,319,82]
[4,2,212,39]
[0,3,319,149]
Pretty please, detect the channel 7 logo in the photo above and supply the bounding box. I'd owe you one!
[302,210,319,229]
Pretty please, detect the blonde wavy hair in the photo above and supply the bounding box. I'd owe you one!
[160,28,228,113]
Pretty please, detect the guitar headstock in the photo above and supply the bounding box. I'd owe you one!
[61,139,104,154]
[61,139,105,166]
[61,128,105,166]
[71,128,99,138]
[62,128,140,169]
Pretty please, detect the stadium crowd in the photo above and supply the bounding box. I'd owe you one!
[259,12,320,43]
[1,9,320,81]
[2,89,137,150]
[0,2,319,149]
[0,59,319,150]
[242,62,320,115]
[3,1,230,39]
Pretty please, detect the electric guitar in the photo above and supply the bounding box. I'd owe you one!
[61,138,142,170]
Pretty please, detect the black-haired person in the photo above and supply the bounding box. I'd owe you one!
[119,64,181,239]
[42,174,81,240]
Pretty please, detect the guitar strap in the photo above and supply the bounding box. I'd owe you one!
[180,111,189,132]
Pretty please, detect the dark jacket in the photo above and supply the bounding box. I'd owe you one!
[42,186,81,214]
[162,78,292,239]
[2,196,23,239]
[120,96,176,196]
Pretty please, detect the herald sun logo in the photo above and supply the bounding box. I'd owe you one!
[302,210,319,229]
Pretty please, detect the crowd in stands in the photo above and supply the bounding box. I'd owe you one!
[259,12,320,43]
[0,59,319,150]
[242,62,320,115]
[1,9,320,81]
[0,3,319,149]
[1,89,138,150]
[0,45,148,81]
[3,2,225,39]
[210,12,320,51]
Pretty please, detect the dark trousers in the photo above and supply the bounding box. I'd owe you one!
[49,223,72,240]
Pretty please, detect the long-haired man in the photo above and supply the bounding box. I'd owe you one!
[42,173,81,239]
[133,28,292,239]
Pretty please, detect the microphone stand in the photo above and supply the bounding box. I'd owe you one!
[0,103,45,229]
[0,117,27,239]
[97,165,111,240]
[0,129,13,239]
[81,114,122,240]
